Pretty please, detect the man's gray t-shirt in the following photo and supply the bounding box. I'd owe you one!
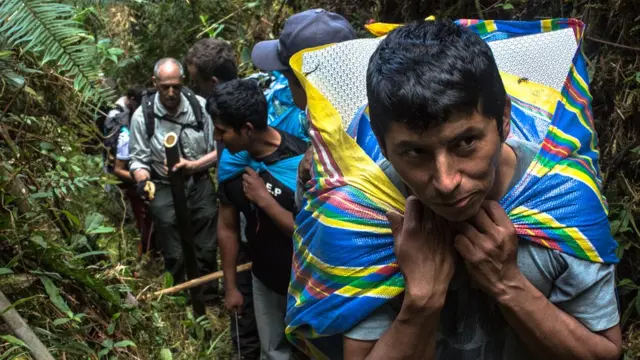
[344,138,619,360]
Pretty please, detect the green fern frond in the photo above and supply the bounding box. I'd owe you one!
[0,0,114,105]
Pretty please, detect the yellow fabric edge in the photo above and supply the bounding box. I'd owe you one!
[365,16,436,36]
[289,46,406,212]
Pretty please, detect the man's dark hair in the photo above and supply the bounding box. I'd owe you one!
[126,86,144,105]
[206,79,268,131]
[185,38,238,82]
[366,20,506,142]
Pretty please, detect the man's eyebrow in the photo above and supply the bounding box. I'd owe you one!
[393,139,428,149]
[447,126,484,144]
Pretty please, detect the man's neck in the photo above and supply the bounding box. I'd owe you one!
[247,127,281,159]
[164,104,180,116]
[487,141,517,201]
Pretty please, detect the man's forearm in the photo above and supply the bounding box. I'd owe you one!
[193,151,217,172]
[365,294,442,360]
[114,160,134,183]
[498,271,620,360]
[114,168,134,183]
[257,196,294,237]
[218,228,240,291]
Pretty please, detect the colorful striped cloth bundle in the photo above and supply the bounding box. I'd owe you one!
[285,18,619,358]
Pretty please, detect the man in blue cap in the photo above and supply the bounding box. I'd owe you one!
[251,9,356,111]
[216,9,355,360]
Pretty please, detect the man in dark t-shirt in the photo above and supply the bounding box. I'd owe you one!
[207,79,306,360]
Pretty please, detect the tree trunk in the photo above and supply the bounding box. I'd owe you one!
[0,290,55,360]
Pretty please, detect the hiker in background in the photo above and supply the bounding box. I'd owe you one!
[102,87,154,256]
[340,21,622,359]
[103,87,143,176]
[128,58,219,303]
[185,38,238,99]
[242,9,354,359]
[250,9,356,215]
[210,79,307,360]
[185,38,262,359]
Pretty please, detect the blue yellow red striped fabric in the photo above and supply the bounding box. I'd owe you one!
[285,19,618,358]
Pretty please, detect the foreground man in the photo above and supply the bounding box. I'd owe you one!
[129,58,219,301]
[210,79,307,360]
[342,21,621,360]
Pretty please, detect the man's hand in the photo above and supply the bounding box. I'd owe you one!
[298,147,314,185]
[224,287,244,313]
[386,196,456,308]
[242,167,272,207]
[136,180,155,201]
[165,158,197,174]
[454,200,520,301]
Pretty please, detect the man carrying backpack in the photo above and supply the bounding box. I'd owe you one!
[103,87,143,178]
[103,87,154,256]
[129,58,219,301]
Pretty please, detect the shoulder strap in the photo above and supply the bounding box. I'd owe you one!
[141,89,156,140]
[181,87,203,131]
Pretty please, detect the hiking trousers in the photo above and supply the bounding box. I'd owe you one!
[148,176,218,300]
[253,275,292,360]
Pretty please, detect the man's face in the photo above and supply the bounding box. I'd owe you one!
[382,110,509,222]
[153,69,183,111]
[188,64,216,98]
[213,119,249,154]
[282,70,307,110]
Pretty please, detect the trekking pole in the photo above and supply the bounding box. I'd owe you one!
[164,132,205,316]
[234,310,242,359]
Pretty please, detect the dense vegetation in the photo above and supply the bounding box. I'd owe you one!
[0,0,638,359]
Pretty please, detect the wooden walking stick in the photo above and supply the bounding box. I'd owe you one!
[148,263,253,299]
[164,132,205,316]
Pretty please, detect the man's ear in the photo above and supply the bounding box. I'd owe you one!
[152,76,157,88]
[501,96,511,141]
[243,122,254,137]
[211,77,220,87]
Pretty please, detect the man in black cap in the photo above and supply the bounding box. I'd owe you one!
[216,9,355,360]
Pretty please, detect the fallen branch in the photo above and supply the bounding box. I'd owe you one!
[586,36,640,52]
[0,290,55,360]
[147,263,252,299]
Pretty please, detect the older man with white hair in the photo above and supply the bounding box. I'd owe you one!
[129,57,219,301]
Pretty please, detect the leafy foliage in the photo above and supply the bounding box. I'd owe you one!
[0,0,114,104]
[1,0,639,358]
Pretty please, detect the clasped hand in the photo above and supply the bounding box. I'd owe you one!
[388,197,520,305]
[242,167,271,207]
